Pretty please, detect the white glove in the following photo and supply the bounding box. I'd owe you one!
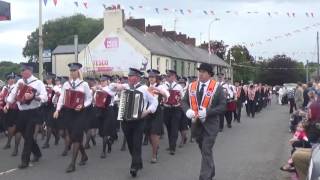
[186,109,196,119]
[244,100,248,105]
[198,108,207,123]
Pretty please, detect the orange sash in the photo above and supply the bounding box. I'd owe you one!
[189,80,218,115]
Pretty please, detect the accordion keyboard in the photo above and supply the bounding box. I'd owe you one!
[117,90,126,121]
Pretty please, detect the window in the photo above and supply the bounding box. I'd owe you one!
[187,62,191,75]
[194,63,197,75]
[181,61,184,76]
[166,59,169,70]
[173,60,177,71]
[156,57,160,70]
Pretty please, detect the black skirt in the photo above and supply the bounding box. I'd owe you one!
[63,108,88,143]
[3,109,19,129]
[145,106,164,135]
[86,105,99,130]
[98,106,116,138]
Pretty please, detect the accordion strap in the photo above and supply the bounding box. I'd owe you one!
[68,80,85,89]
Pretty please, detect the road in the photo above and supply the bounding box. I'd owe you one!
[0,102,292,180]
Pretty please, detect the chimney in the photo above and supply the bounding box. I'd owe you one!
[176,32,187,43]
[126,18,145,33]
[199,41,209,50]
[146,25,163,36]
[103,7,125,33]
[185,37,196,46]
[163,30,177,41]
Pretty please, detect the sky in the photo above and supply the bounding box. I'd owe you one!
[1,0,320,64]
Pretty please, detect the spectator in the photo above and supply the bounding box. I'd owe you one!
[292,148,312,180]
[303,82,314,108]
[295,83,304,110]
[288,88,297,114]
[307,97,320,143]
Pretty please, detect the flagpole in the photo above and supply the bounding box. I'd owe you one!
[39,0,44,80]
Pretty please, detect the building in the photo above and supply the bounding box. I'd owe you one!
[52,6,230,77]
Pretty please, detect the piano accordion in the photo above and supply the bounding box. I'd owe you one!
[0,88,8,109]
[46,87,55,105]
[94,90,111,108]
[16,84,36,105]
[63,89,85,109]
[117,89,144,121]
[166,90,181,106]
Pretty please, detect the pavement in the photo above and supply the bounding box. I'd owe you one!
[0,101,292,180]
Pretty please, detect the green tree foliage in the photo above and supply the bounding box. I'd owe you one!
[257,55,305,85]
[23,14,103,61]
[209,40,228,60]
[0,61,20,81]
[227,45,255,83]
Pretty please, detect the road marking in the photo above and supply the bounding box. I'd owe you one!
[0,164,33,176]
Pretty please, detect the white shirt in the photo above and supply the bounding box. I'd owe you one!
[7,75,48,110]
[122,83,158,113]
[164,81,184,97]
[149,83,170,99]
[56,78,92,111]
[52,84,62,105]
[2,84,15,104]
[222,83,235,99]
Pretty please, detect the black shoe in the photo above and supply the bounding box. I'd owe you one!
[130,168,138,178]
[169,150,175,155]
[18,162,29,169]
[42,143,49,149]
[84,144,90,149]
[143,137,148,146]
[120,145,126,151]
[3,144,10,150]
[61,149,68,156]
[107,144,112,153]
[165,147,170,151]
[54,138,59,146]
[219,129,223,132]
[78,155,88,166]
[31,155,41,162]
[100,152,106,159]
[227,124,232,128]
[66,164,75,173]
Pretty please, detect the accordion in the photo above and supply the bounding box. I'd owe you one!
[0,88,8,109]
[117,89,144,121]
[94,90,111,108]
[227,100,237,112]
[63,89,85,109]
[16,84,36,105]
[166,90,181,106]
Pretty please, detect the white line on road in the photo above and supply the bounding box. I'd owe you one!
[0,164,33,176]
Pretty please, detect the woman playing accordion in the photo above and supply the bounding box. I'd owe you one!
[53,63,93,173]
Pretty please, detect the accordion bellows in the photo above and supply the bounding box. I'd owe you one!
[117,89,144,121]
[63,89,85,109]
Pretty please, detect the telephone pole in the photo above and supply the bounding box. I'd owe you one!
[38,0,44,80]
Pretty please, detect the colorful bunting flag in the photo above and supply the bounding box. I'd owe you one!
[155,8,159,14]
[187,9,192,14]
[203,10,208,15]
[267,12,271,17]
[74,1,78,7]
[210,10,214,15]
[129,6,134,10]
[311,12,314,17]
[163,8,169,11]
[53,0,57,6]
[43,0,48,6]
[306,12,309,17]
[180,9,184,15]
[83,2,88,9]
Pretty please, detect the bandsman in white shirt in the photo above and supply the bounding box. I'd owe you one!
[177,77,189,147]
[6,63,48,169]
[94,74,117,158]
[143,69,169,163]
[163,69,184,155]
[2,72,22,157]
[53,63,93,173]
[112,68,158,177]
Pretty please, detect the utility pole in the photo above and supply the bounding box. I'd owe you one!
[306,60,309,83]
[317,31,319,78]
[38,0,44,80]
[74,35,78,63]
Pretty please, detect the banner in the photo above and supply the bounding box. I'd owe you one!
[0,0,10,21]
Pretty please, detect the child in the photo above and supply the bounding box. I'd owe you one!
[280,121,311,172]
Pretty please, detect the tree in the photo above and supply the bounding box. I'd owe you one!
[23,14,103,61]
[0,61,20,81]
[256,55,305,85]
[209,40,228,60]
[227,45,255,83]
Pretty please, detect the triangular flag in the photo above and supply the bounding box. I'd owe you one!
[83,2,88,9]
[311,12,314,17]
[155,8,159,14]
[187,9,192,14]
[74,1,79,7]
[203,10,208,15]
[267,12,271,17]
[226,10,231,14]
[292,12,295,17]
[102,4,107,9]
[163,8,169,11]
[306,12,309,17]
[180,9,184,15]
[287,12,290,17]
[129,6,134,10]
[138,6,143,9]
[53,0,58,6]
[43,0,48,6]
[210,10,214,15]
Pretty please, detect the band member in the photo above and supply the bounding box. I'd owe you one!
[84,77,98,149]
[177,77,189,148]
[217,73,227,132]
[2,72,22,157]
[6,63,48,169]
[53,63,93,173]
[163,69,184,155]
[219,76,234,131]
[234,82,246,123]
[247,84,257,118]
[42,73,59,149]
[95,75,117,158]
[182,63,226,180]
[144,69,169,163]
[113,68,158,177]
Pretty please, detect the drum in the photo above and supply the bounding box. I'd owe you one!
[227,100,237,112]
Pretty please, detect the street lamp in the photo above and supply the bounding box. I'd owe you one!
[208,18,220,76]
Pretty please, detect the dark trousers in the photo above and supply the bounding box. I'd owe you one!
[219,111,232,130]
[289,98,297,114]
[248,100,256,117]
[122,120,145,169]
[163,107,182,151]
[235,100,243,121]
[16,108,42,164]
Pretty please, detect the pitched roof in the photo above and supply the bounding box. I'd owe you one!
[125,26,229,67]
[52,44,88,55]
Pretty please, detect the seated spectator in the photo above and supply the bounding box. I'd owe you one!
[307,98,320,144]
[281,122,311,172]
[292,148,312,180]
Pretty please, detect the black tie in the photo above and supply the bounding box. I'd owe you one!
[72,81,76,89]
[198,83,205,107]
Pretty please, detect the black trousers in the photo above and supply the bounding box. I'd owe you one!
[16,108,42,164]
[235,100,243,121]
[122,120,145,169]
[219,111,232,130]
[289,98,297,114]
[163,107,182,151]
[248,100,256,117]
